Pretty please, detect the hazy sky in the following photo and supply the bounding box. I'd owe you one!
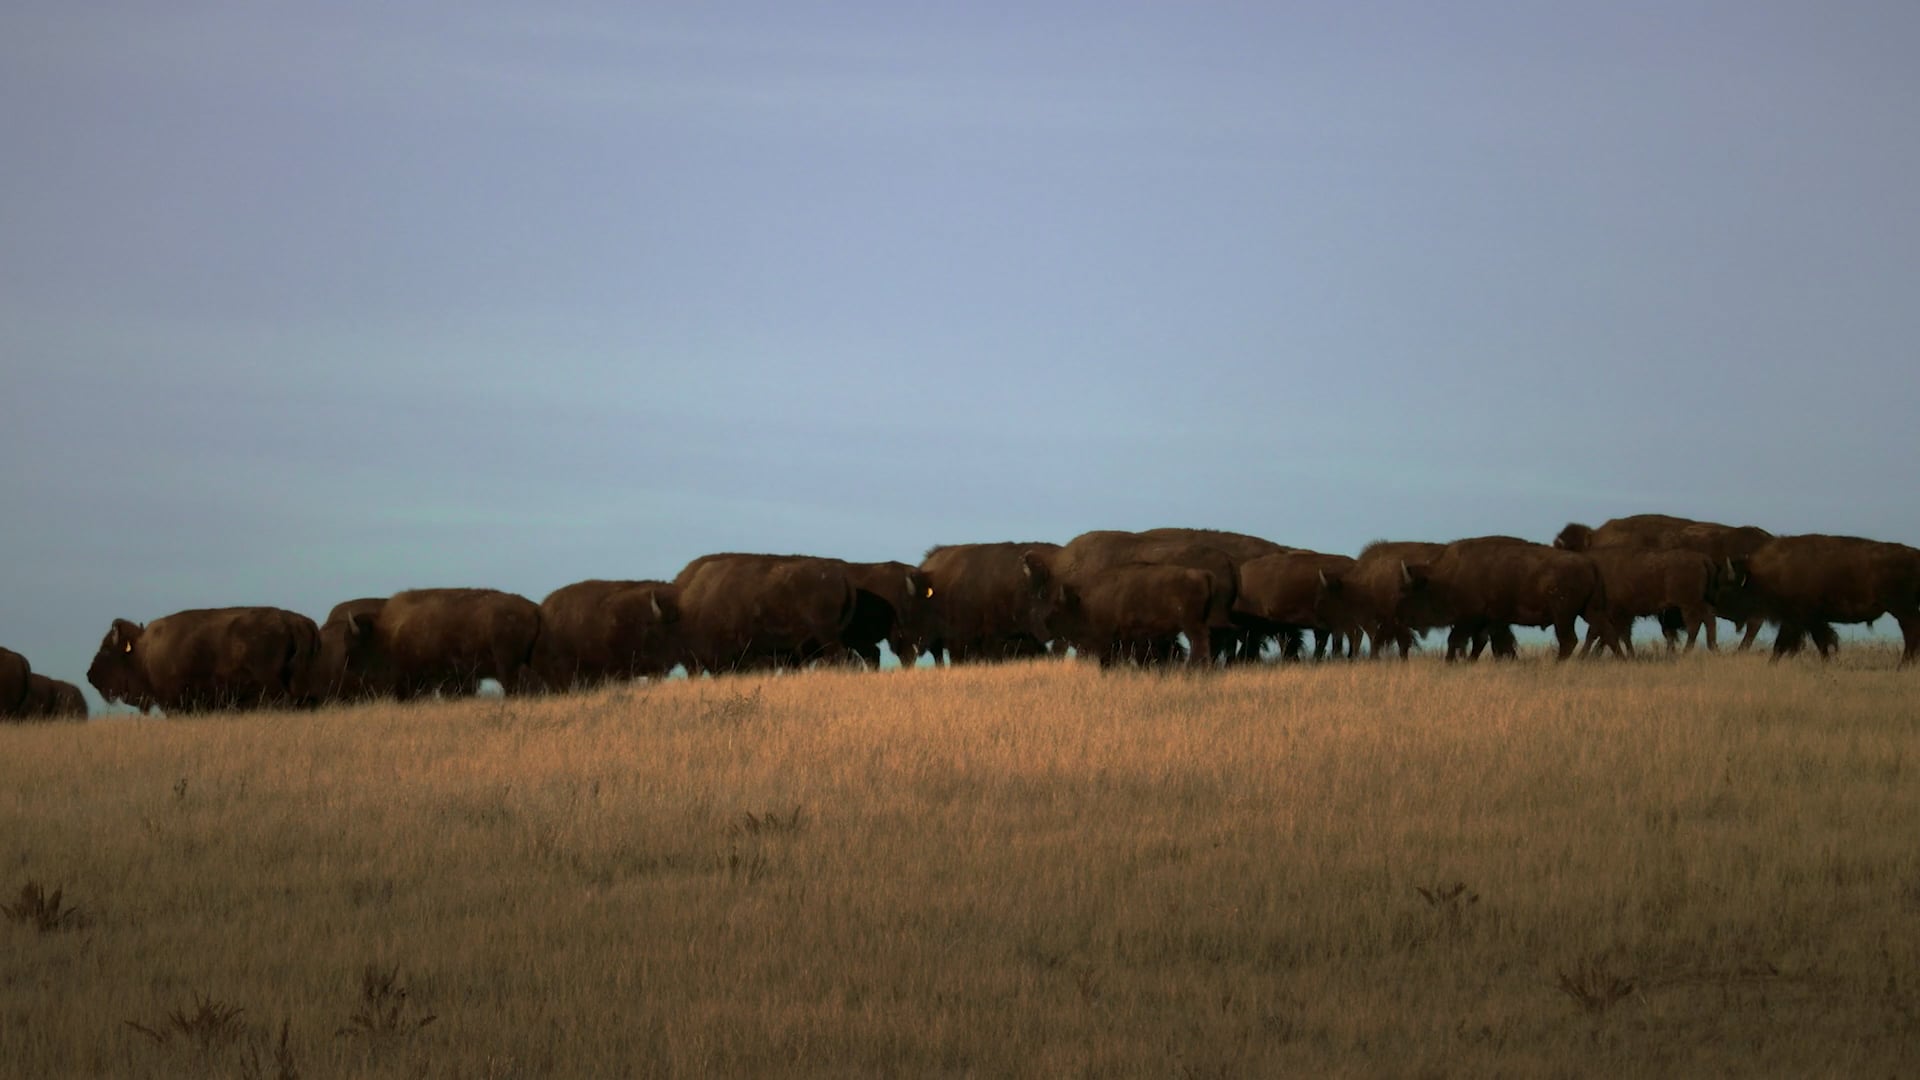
[5,3,1918,695]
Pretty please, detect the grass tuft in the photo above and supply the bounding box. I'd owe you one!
[2,880,85,932]
[1556,954,1639,1016]
[336,964,437,1041]
[126,990,249,1054]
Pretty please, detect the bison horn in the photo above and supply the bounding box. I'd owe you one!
[904,571,917,596]
[1399,561,1413,586]
[649,591,663,619]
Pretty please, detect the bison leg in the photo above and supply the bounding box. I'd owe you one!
[1738,616,1765,651]
[1552,616,1581,660]
[1770,623,1804,662]
[1590,618,1632,659]
[1679,604,1711,653]
[889,639,919,669]
[1655,609,1683,652]
[1445,626,1473,662]
[1898,614,1920,667]
[1490,625,1519,659]
[1186,626,1212,667]
[1810,623,1839,660]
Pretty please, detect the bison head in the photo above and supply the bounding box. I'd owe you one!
[1042,581,1088,647]
[304,611,382,702]
[1393,560,1449,628]
[87,619,155,711]
[1552,523,1594,551]
[887,569,935,667]
[647,586,681,624]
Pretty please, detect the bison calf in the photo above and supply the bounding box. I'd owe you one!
[1047,564,1222,668]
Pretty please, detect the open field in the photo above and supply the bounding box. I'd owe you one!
[4,652,1918,1077]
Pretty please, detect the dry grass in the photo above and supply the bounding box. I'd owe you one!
[3,650,1918,1077]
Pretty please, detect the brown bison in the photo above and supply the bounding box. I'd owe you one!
[839,561,934,668]
[1553,513,1774,649]
[1577,548,1720,656]
[673,554,858,674]
[16,674,87,720]
[533,580,682,690]
[1051,531,1241,662]
[87,607,321,713]
[294,598,388,703]
[1134,527,1292,660]
[1398,537,1623,661]
[1714,535,1920,664]
[1347,541,1453,658]
[1046,564,1223,667]
[1135,527,1288,564]
[0,647,27,717]
[312,588,543,700]
[918,542,1061,664]
[1235,551,1366,661]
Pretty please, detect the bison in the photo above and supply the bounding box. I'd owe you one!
[293,597,388,703]
[1051,532,1241,662]
[1397,537,1623,661]
[16,674,87,720]
[1347,541,1454,658]
[673,554,858,674]
[312,588,544,700]
[1235,551,1365,661]
[838,561,934,668]
[87,607,321,713]
[0,647,27,717]
[917,542,1062,664]
[1714,535,1920,665]
[1577,548,1720,656]
[533,580,682,691]
[1553,513,1774,649]
[1045,563,1223,668]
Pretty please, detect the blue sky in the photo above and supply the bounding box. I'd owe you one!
[5,2,1918,694]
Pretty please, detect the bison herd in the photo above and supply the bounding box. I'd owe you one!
[3,513,1917,721]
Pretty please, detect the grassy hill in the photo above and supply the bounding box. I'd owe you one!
[4,652,1917,1077]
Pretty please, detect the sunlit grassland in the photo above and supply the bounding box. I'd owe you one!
[4,651,1918,1077]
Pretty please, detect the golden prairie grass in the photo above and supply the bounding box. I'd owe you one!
[3,651,1918,1077]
